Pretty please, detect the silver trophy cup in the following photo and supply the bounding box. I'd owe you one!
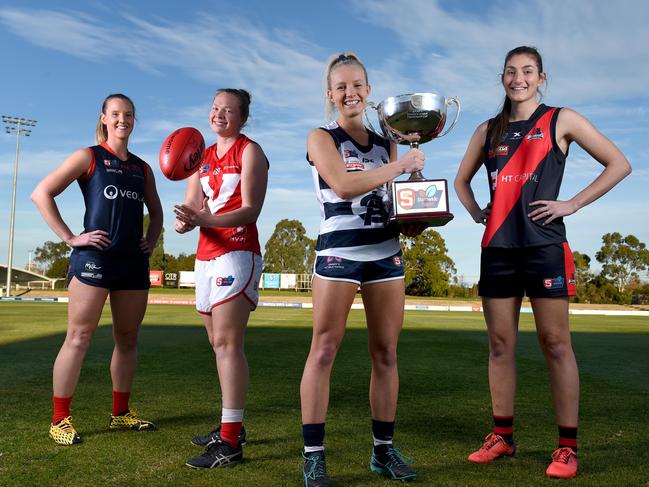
[367,92,460,226]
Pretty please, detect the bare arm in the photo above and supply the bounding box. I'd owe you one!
[173,142,269,228]
[31,148,111,249]
[308,128,424,200]
[528,108,632,224]
[140,163,164,255]
[454,121,491,225]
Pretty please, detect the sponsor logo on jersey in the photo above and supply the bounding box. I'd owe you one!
[543,276,564,289]
[343,149,359,159]
[345,162,365,170]
[81,272,103,279]
[488,145,509,158]
[213,167,221,175]
[103,185,145,202]
[381,156,389,164]
[568,273,576,285]
[323,256,345,270]
[215,275,235,286]
[510,131,523,140]
[362,157,374,163]
[500,172,538,184]
[84,261,102,271]
[526,127,544,140]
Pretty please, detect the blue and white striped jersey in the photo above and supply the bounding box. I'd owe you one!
[307,121,400,261]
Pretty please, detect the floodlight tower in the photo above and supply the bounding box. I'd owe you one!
[3,115,37,296]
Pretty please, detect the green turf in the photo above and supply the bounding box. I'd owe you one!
[0,303,648,486]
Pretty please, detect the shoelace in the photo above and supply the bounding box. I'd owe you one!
[384,446,413,467]
[481,433,502,450]
[552,447,574,464]
[58,418,75,432]
[304,454,327,480]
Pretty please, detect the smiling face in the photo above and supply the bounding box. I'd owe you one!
[100,97,135,142]
[209,92,243,137]
[327,64,371,119]
[501,53,546,104]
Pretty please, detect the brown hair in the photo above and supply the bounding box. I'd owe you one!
[214,88,252,129]
[95,93,136,144]
[323,52,368,120]
[489,46,545,151]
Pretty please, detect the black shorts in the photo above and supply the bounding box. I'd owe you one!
[67,250,150,291]
[314,251,405,286]
[478,242,576,298]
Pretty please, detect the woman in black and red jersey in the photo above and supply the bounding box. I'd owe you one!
[32,94,163,446]
[173,89,269,469]
[454,46,631,479]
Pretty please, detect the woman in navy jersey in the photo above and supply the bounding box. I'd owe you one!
[298,52,425,486]
[173,89,269,469]
[454,46,631,479]
[31,93,163,445]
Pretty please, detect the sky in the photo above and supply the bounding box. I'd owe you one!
[1,0,647,284]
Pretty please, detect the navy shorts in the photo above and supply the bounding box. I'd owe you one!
[314,251,404,286]
[478,242,576,298]
[67,250,150,291]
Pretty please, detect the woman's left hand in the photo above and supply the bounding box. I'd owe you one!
[528,199,578,225]
[140,237,154,256]
[173,198,213,228]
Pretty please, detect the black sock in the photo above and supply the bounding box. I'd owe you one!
[372,419,395,453]
[558,425,578,452]
[493,415,514,445]
[302,423,325,451]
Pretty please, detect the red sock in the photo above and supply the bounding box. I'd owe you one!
[112,391,130,416]
[220,422,243,448]
[53,396,73,424]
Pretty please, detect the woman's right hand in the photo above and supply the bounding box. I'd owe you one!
[472,202,492,225]
[67,230,111,249]
[398,148,425,174]
[174,217,195,234]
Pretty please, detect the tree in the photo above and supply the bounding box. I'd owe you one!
[144,213,166,270]
[572,251,594,301]
[595,233,649,293]
[400,229,456,296]
[263,219,316,273]
[33,241,71,278]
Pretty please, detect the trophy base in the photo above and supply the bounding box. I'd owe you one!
[390,178,453,227]
[391,212,454,227]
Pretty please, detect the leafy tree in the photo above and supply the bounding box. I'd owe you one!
[595,233,649,292]
[144,213,166,271]
[33,241,70,278]
[263,219,316,273]
[164,253,196,273]
[400,229,456,296]
[572,251,594,301]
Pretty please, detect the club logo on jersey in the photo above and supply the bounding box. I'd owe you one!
[568,273,577,285]
[103,185,144,202]
[84,261,102,271]
[543,276,565,289]
[343,149,359,159]
[488,145,509,158]
[393,256,402,266]
[200,164,211,175]
[327,256,343,263]
[526,127,544,140]
[323,256,345,271]
[215,275,235,286]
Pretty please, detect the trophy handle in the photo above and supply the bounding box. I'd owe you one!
[438,96,461,138]
[364,102,382,136]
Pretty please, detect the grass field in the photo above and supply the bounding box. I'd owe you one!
[0,303,648,486]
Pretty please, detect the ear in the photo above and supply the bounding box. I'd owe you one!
[367,83,372,96]
[326,89,334,103]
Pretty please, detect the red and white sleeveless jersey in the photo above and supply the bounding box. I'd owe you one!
[196,134,261,260]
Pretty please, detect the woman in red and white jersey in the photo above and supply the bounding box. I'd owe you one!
[174,88,268,469]
[454,46,631,479]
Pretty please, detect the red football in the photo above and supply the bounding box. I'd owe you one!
[159,127,205,180]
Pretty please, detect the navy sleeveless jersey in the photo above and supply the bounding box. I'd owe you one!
[307,122,400,261]
[75,143,147,255]
[482,104,568,248]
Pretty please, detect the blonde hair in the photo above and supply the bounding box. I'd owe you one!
[323,52,368,121]
[95,93,136,144]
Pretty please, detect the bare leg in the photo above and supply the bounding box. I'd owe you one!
[531,297,579,426]
[300,277,357,423]
[362,279,405,421]
[482,297,522,417]
[53,278,108,397]
[109,289,148,392]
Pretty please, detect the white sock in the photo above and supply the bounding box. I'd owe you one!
[304,445,325,454]
[221,408,244,423]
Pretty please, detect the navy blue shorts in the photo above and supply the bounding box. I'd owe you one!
[478,242,576,298]
[67,250,150,291]
[314,251,404,286]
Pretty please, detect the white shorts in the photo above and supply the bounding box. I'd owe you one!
[194,251,262,314]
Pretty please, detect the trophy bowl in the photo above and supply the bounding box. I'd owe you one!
[372,93,460,147]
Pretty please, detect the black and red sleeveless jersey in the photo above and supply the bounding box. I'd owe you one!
[481,104,567,248]
[75,143,148,256]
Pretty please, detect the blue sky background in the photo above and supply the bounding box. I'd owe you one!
[1,0,647,283]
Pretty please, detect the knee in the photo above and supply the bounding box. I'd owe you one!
[370,345,398,369]
[538,334,573,361]
[309,339,340,369]
[211,335,242,358]
[488,334,515,360]
[65,329,93,354]
[114,328,139,351]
